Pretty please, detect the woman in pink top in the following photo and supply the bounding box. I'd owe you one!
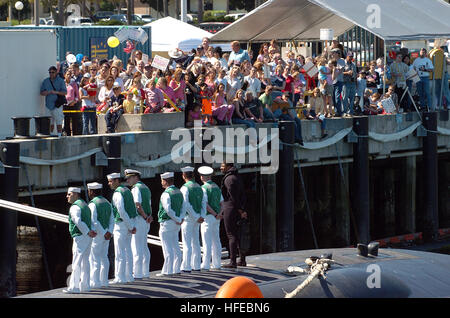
[169,69,186,107]
[144,80,164,113]
[212,83,234,125]
[157,77,176,108]
[64,71,80,136]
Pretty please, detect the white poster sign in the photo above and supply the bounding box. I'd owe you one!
[382,97,396,113]
[320,28,334,41]
[406,68,420,84]
[152,55,170,71]
[303,60,318,77]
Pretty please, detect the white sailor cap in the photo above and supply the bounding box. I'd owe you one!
[160,172,174,179]
[107,172,121,180]
[87,182,103,190]
[198,166,214,176]
[67,187,81,193]
[124,169,141,178]
[181,166,195,173]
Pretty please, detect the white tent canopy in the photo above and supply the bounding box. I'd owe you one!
[146,17,231,52]
[210,0,450,42]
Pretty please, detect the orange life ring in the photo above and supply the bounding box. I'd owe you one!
[215,276,264,298]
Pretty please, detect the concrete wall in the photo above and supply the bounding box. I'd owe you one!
[0,30,57,139]
[5,112,450,193]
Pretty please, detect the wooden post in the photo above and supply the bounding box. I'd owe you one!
[102,135,121,278]
[422,112,438,242]
[333,164,350,247]
[0,142,20,297]
[398,156,416,234]
[352,116,370,244]
[261,173,276,253]
[277,121,295,252]
[438,159,450,228]
[380,168,396,237]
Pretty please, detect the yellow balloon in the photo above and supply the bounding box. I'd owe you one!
[107,36,120,48]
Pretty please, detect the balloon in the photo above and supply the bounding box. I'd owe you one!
[14,1,24,10]
[76,53,83,64]
[66,54,76,64]
[107,36,120,48]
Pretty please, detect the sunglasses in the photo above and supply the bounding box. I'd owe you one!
[49,71,56,74]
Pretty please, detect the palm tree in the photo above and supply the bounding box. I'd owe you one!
[197,0,202,23]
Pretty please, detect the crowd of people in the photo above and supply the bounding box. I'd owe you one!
[65,163,247,293]
[40,37,449,137]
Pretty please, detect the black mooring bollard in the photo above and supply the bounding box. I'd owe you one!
[102,135,122,199]
[276,121,295,252]
[34,116,52,137]
[11,117,31,139]
[0,141,20,297]
[422,112,438,242]
[353,116,370,245]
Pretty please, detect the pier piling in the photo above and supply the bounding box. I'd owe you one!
[0,142,20,297]
[422,112,439,242]
[352,116,370,244]
[277,121,295,252]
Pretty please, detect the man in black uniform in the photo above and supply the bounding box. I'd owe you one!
[220,162,247,268]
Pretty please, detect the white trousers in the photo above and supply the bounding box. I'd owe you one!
[181,219,202,271]
[89,234,110,287]
[113,222,134,283]
[68,235,92,292]
[159,220,182,275]
[200,215,222,270]
[131,216,151,278]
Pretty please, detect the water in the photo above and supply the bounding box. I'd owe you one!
[16,226,47,295]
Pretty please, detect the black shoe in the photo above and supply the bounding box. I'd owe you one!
[223,263,237,269]
[237,260,247,267]
[181,270,191,273]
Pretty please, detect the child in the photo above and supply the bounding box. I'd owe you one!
[262,55,272,84]
[186,103,202,128]
[87,77,98,97]
[214,69,228,92]
[306,87,326,119]
[123,91,137,114]
[355,71,367,114]
[199,83,213,125]
[213,83,226,107]
[364,92,384,115]
[79,75,98,135]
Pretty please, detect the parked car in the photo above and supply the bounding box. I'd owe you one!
[67,16,93,26]
[198,22,231,34]
[106,14,144,24]
[93,11,114,22]
[224,13,246,20]
[135,14,154,23]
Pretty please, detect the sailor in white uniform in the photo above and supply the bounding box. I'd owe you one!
[198,166,224,271]
[88,182,114,288]
[180,166,206,272]
[64,187,97,293]
[157,172,185,276]
[125,169,153,279]
[108,172,138,284]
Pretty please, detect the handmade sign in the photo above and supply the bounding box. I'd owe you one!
[406,68,420,84]
[152,55,170,71]
[303,60,318,77]
[381,97,396,113]
[320,29,334,41]
[114,26,148,45]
